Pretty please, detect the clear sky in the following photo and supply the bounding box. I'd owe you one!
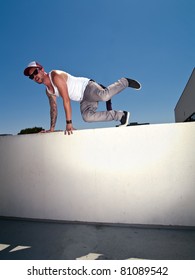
[0,0,194,134]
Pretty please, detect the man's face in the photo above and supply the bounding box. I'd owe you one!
[28,67,44,84]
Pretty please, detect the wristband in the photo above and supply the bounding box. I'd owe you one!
[66,120,72,124]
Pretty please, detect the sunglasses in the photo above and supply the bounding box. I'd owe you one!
[29,68,40,80]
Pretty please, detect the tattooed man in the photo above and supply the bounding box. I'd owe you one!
[24,61,141,135]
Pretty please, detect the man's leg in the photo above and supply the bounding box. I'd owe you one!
[80,79,128,123]
[80,100,123,122]
[83,78,128,102]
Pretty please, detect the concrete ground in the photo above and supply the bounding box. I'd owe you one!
[0,218,195,260]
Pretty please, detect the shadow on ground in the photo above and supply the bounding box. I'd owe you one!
[0,219,195,260]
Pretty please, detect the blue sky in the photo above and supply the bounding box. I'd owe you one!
[0,0,194,134]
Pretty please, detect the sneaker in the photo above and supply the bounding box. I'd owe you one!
[125,78,141,90]
[117,111,130,127]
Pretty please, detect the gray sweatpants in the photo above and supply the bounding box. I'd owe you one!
[80,78,128,122]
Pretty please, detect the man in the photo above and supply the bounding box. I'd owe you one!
[23,61,141,135]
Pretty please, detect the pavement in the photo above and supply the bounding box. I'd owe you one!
[0,218,195,260]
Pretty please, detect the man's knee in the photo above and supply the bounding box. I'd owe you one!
[82,112,94,122]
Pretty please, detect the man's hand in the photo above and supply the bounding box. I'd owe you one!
[65,123,75,135]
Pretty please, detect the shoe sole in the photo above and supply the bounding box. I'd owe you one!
[130,80,141,90]
[117,112,130,127]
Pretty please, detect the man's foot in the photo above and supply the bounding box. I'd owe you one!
[117,111,130,127]
[125,78,141,90]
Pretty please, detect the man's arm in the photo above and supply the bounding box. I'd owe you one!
[46,90,58,132]
[52,72,75,135]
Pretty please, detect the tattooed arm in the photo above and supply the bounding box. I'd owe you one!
[46,90,58,132]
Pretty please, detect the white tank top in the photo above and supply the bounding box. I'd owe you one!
[46,71,90,102]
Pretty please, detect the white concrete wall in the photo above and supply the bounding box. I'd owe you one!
[175,68,195,122]
[0,122,195,227]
